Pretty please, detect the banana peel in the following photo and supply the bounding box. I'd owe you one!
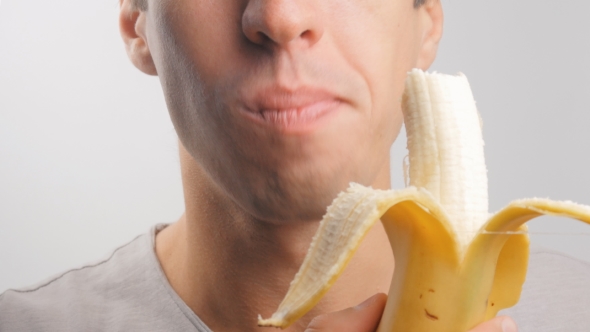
[258,184,590,331]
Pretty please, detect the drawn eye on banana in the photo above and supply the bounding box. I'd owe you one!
[258,69,590,332]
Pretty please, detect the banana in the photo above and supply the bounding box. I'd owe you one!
[258,69,590,331]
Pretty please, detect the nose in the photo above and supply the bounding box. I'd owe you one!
[242,0,324,49]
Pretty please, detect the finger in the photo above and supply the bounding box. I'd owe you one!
[305,293,388,332]
[468,315,518,332]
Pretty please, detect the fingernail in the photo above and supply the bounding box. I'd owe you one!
[355,295,378,310]
[502,318,518,332]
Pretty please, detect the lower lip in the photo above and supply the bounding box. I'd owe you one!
[241,100,342,133]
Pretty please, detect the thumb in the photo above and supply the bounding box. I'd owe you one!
[468,315,518,332]
[305,293,388,332]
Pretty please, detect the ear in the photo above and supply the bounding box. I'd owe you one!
[119,0,157,75]
[415,0,444,70]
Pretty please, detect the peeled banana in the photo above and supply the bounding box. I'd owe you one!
[258,69,590,331]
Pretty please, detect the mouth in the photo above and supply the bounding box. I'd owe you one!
[239,87,344,134]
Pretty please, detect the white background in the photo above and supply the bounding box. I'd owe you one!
[1,1,589,293]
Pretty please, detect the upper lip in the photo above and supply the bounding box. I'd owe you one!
[242,86,341,113]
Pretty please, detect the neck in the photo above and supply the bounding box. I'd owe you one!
[156,144,395,332]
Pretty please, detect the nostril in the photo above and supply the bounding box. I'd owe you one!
[299,29,323,48]
[256,31,270,44]
[300,30,312,39]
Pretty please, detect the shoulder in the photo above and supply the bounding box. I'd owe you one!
[500,247,590,331]
[0,233,148,331]
[0,226,200,332]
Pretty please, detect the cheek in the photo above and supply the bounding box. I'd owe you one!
[147,1,240,146]
[150,0,244,88]
[329,10,416,160]
[330,1,420,117]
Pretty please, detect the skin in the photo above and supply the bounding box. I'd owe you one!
[119,0,517,331]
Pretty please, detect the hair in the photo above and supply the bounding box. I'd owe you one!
[132,0,147,11]
[414,0,428,7]
[131,0,427,11]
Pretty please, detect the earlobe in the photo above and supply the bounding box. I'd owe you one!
[119,0,157,76]
[415,0,444,70]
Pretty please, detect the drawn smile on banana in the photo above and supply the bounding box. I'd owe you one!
[258,69,590,332]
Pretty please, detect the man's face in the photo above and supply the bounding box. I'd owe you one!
[137,0,438,223]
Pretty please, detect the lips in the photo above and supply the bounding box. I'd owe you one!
[240,87,343,132]
[259,99,340,124]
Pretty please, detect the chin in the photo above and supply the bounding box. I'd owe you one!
[246,185,341,224]
[236,161,363,224]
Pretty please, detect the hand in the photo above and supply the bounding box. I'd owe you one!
[468,315,518,332]
[304,294,518,332]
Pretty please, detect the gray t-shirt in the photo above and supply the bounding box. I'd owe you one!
[1,224,589,331]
